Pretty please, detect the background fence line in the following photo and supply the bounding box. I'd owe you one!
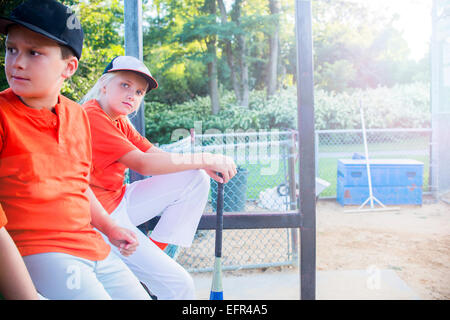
[158,127,434,272]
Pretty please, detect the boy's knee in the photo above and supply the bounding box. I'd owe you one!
[196,169,211,191]
[191,170,211,201]
[180,169,210,194]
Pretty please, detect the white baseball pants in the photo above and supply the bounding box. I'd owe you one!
[102,169,210,300]
[23,251,151,300]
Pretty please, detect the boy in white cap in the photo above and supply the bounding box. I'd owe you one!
[81,55,237,299]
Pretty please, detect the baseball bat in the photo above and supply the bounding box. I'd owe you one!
[210,178,224,300]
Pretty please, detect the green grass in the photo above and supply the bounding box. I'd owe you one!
[243,161,289,199]
[208,139,431,202]
[208,160,288,203]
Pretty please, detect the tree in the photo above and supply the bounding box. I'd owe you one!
[156,0,222,113]
[143,0,209,105]
[217,0,241,103]
[204,0,220,114]
[266,0,279,97]
[64,0,125,101]
[310,0,422,91]
[142,0,273,108]
[232,0,249,107]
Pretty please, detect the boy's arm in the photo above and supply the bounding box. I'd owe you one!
[0,227,39,300]
[122,148,236,184]
[143,145,228,183]
[84,187,138,257]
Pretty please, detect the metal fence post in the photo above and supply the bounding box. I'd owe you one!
[288,130,299,267]
[431,0,450,196]
[124,0,146,183]
[296,0,316,300]
[315,131,319,178]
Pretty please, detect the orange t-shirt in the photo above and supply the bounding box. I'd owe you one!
[83,100,152,213]
[0,205,6,229]
[0,89,110,260]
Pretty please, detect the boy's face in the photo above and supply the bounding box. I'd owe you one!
[4,25,78,108]
[101,71,148,120]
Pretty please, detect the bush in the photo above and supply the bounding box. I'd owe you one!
[144,82,430,145]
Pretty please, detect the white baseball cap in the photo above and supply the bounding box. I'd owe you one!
[103,56,158,92]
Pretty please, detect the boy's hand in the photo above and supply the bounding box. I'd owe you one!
[203,153,237,183]
[106,226,139,257]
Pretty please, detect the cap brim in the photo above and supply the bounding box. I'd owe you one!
[0,17,74,56]
[107,68,158,92]
[0,17,17,35]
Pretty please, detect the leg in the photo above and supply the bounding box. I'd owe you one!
[124,169,210,247]
[23,252,150,300]
[23,252,112,300]
[94,251,152,300]
[101,210,196,300]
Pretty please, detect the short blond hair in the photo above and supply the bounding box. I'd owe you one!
[79,72,118,105]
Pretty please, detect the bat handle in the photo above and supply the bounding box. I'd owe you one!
[215,177,224,258]
[210,174,225,300]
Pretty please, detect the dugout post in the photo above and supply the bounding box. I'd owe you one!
[124,0,146,183]
[431,0,450,197]
[295,0,316,300]
[126,0,317,300]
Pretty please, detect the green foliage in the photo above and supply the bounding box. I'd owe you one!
[143,0,279,106]
[0,0,431,143]
[0,0,430,110]
[145,82,431,146]
[141,0,431,108]
[315,82,431,130]
[311,0,426,92]
[63,0,125,102]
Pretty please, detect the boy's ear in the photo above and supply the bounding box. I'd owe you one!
[62,56,79,79]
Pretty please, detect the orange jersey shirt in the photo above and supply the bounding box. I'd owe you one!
[0,205,6,228]
[0,89,110,260]
[83,100,152,213]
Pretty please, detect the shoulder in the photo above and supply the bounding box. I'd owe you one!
[82,99,99,113]
[116,116,140,136]
[59,95,87,116]
[0,89,19,129]
[117,116,132,128]
[0,88,10,102]
[81,101,121,138]
[0,88,17,111]
[0,88,14,100]
[82,100,110,121]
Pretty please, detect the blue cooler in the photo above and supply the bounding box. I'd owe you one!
[337,159,423,205]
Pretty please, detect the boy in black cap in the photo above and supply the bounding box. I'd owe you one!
[0,0,150,299]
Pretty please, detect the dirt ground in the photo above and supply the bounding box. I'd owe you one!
[310,197,450,300]
[180,195,450,300]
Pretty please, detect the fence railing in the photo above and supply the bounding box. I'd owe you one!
[159,127,433,272]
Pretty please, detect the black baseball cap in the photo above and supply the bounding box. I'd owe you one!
[0,0,84,60]
[103,56,159,92]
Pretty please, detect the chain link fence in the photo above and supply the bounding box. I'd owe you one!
[157,127,432,272]
[160,130,300,272]
[315,128,433,198]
